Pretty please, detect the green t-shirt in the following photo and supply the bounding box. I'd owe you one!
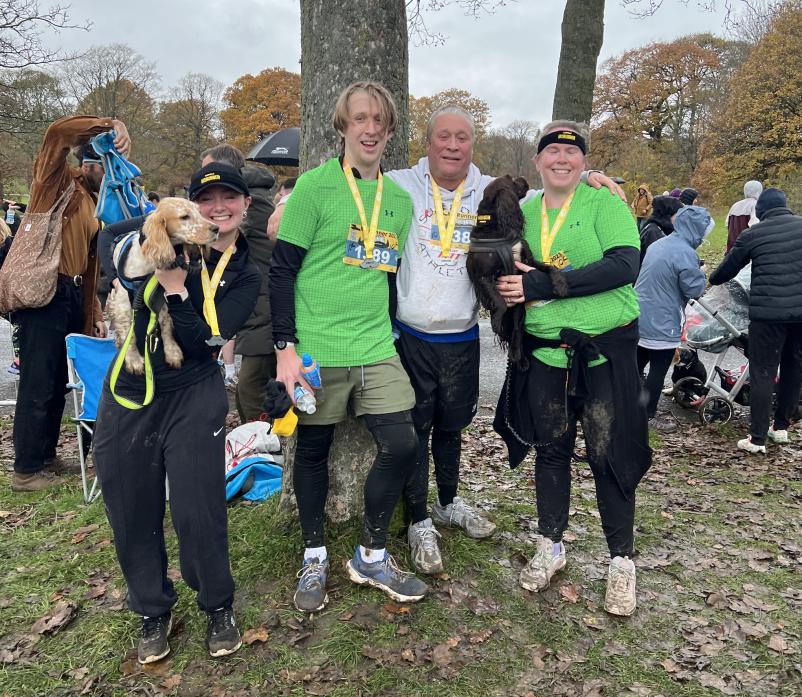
[278,157,413,367]
[522,185,640,368]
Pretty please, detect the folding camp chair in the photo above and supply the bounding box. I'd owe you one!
[65,333,117,502]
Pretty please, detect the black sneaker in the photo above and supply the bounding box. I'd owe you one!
[138,612,172,664]
[206,607,242,657]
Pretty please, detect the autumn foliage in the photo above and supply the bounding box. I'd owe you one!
[220,67,301,154]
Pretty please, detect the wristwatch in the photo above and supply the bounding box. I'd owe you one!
[165,288,189,304]
[274,340,295,351]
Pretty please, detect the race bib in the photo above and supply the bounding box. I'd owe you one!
[343,224,399,272]
[430,223,473,255]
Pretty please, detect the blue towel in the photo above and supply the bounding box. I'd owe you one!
[225,455,283,503]
[91,131,156,225]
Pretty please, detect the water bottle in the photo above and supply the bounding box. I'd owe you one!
[301,352,324,402]
[293,383,317,414]
[4,208,14,225]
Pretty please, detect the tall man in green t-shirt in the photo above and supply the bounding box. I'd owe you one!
[269,81,428,612]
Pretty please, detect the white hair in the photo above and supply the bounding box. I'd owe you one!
[426,105,475,141]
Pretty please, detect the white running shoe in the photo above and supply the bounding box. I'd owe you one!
[737,436,767,454]
[605,556,637,616]
[431,496,496,539]
[407,518,444,575]
[767,427,790,444]
[519,535,566,592]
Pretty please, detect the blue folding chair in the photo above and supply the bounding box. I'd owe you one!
[65,334,117,502]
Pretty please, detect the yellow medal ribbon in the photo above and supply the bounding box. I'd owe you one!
[430,178,465,258]
[343,159,383,261]
[540,190,575,263]
[201,240,236,338]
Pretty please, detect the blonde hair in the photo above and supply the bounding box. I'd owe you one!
[537,119,591,151]
[332,81,398,145]
[0,219,11,242]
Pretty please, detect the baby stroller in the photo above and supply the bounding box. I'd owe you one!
[671,265,752,424]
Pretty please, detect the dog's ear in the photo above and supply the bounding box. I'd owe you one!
[140,209,177,269]
[513,177,529,200]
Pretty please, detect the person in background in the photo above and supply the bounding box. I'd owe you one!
[147,191,161,205]
[635,206,711,432]
[710,188,802,454]
[630,184,653,229]
[637,195,684,266]
[679,188,698,206]
[725,180,763,252]
[669,187,682,198]
[10,117,120,492]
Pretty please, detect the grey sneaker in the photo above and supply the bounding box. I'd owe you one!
[519,535,566,592]
[138,612,172,664]
[293,557,329,612]
[604,556,637,616]
[431,496,496,539]
[346,548,428,603]
[206,607,242,657]
[407,518,443,575]
[767,427,790,444]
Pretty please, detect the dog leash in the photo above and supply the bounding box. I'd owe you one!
[109,275,160,410]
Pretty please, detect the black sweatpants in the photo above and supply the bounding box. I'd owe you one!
[529,357,635,558]
[93,371,233,618]
[14,279,84,474]
[748,320,802,445]
[396,331,479,523]
[293,410,417,549]
[637,346,676,419]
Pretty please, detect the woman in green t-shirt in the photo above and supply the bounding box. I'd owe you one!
[494,120,650,617]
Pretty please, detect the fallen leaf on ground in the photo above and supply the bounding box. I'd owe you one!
[70,524,99,544]
[560,583,580,603]
[242,627,269,645]
[768,634,795,654]
[382,602,411,615]
[31,601,78,635]
[431,643,453,666]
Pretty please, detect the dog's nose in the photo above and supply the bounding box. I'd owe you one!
[209,224,219,235]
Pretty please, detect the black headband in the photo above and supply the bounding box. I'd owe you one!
[537,130,586,155]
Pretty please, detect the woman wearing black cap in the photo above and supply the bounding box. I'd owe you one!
[92,163,260,664]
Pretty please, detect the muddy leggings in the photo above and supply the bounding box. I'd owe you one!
[293,411,418,550]
[529,357,635,558]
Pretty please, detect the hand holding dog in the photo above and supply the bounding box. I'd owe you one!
[496,261,533,306]
[155,258,188,295]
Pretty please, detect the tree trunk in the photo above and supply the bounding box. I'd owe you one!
[552,0,605,124]
[281,0,409,523]
[299,0,409,172]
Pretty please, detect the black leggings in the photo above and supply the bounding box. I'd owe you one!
[404,425,461,524]
[293,411,417,549]
[530,357,635,558]
[637,346,676,418]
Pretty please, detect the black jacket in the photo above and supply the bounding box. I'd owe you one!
[710,207,802,323]
[234,163,276,356]
[638,216,673,266]
[111,233,260,398]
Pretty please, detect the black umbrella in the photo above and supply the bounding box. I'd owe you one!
[246,127,300,167]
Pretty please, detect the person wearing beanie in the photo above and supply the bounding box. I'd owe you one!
[725,180,763,251]
[679,187,698,206]
[710,187,802,455]
[637,195,684,266]
[669,187,682,198]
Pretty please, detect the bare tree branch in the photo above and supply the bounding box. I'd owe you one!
[405,0,514,46]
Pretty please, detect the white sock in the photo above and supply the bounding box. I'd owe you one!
[224,363,236,379]
[359,545,385,562]
[552,542,563,556]
[304,546,327,563]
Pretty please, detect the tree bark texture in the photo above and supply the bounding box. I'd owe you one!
[552,0,605,124]
[279,418,379,525]
[299,0,409,172]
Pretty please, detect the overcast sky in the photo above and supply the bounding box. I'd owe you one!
[45,0,729,128]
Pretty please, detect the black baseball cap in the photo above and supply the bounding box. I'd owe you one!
[188,163,249,201]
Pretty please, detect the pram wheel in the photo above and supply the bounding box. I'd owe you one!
[699,397,734,425]
[673,377,707,409]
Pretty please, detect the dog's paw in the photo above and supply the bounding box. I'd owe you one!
[163,342,184,369]
[124,349,145,376]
